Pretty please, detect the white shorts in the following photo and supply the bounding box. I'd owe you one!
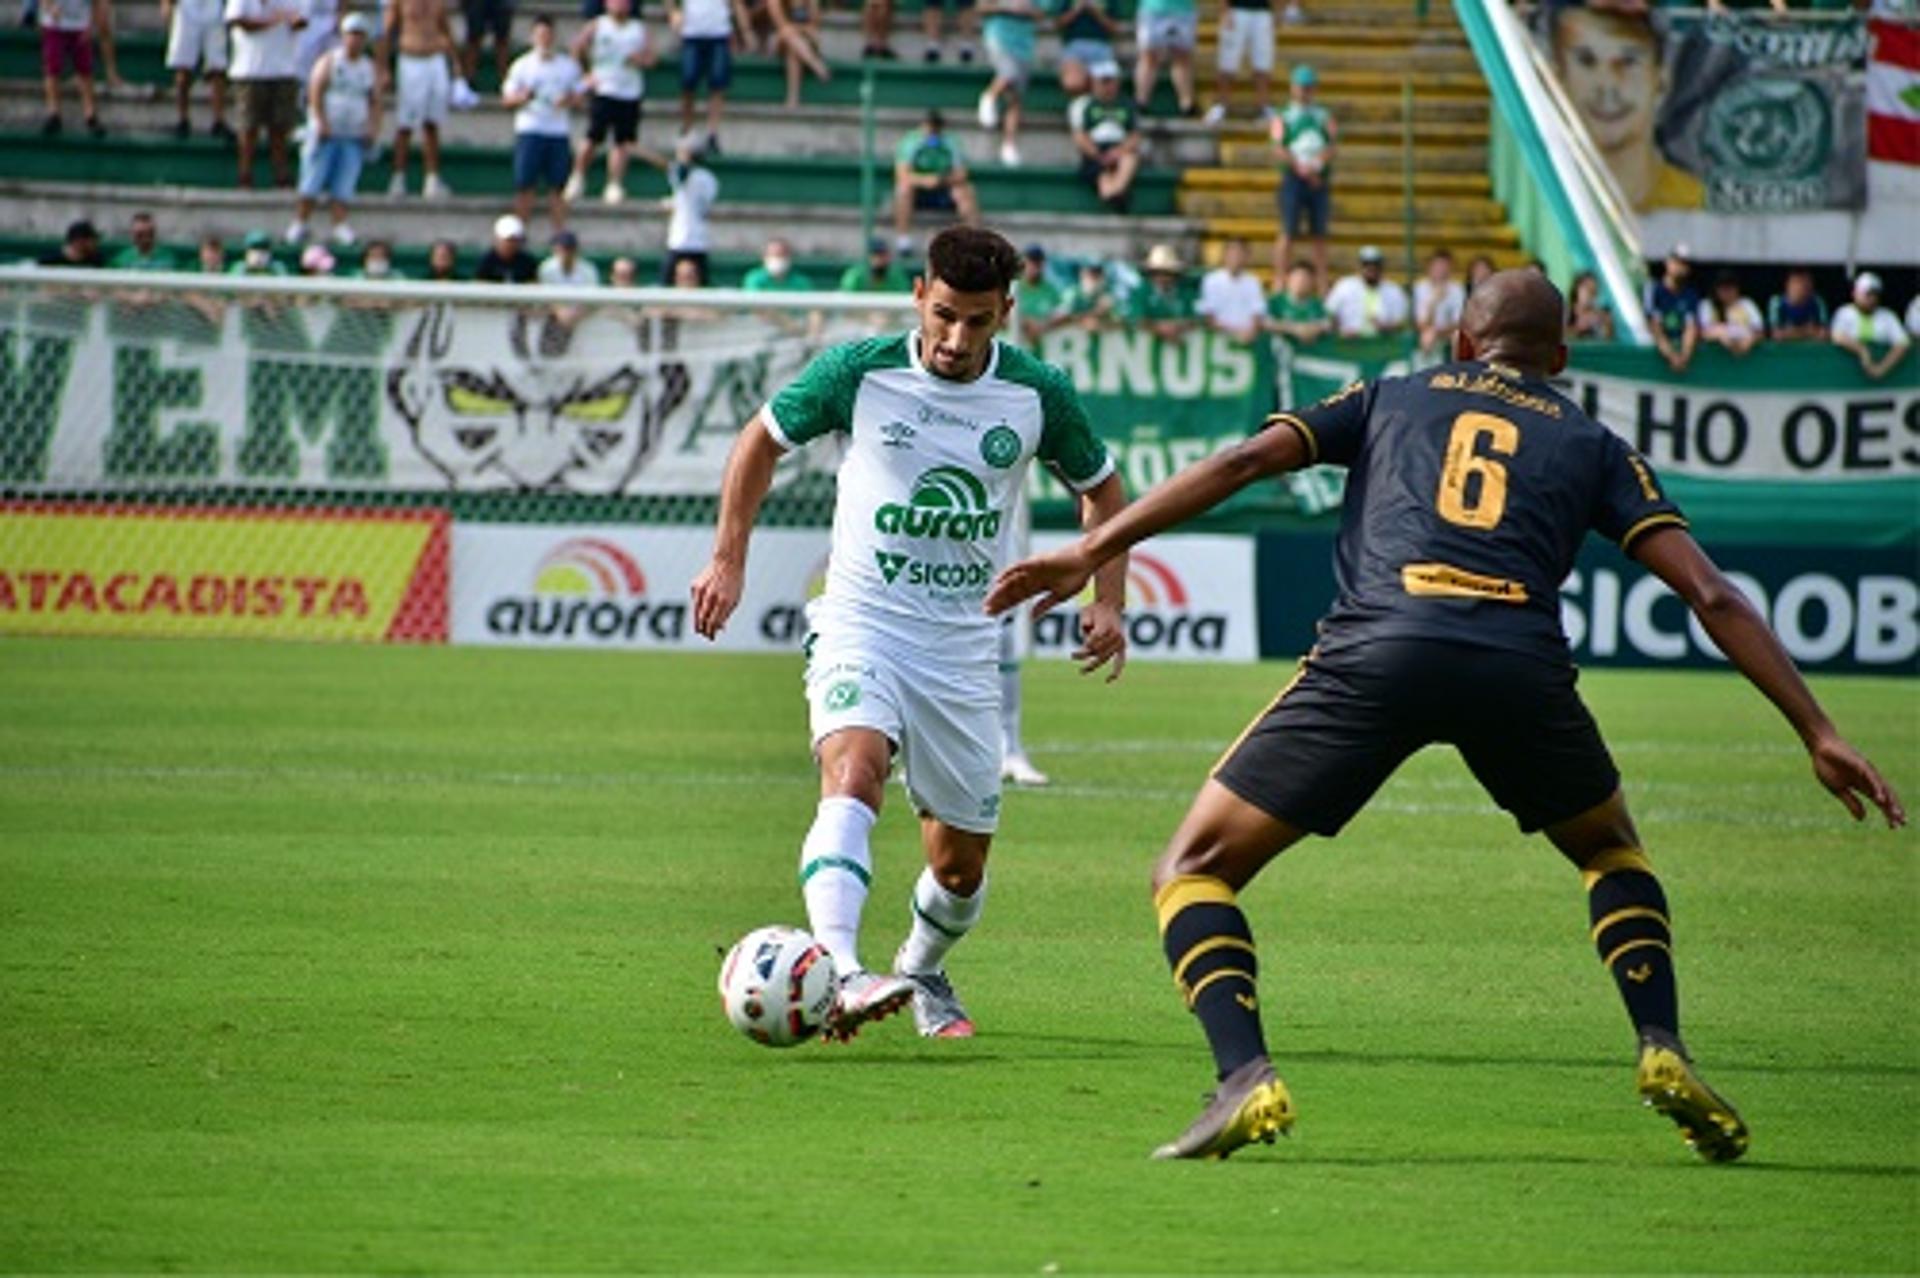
[1137,10,1197,54]
[805,623,1003,835]
[1217,7,1274,74]
[396,53,451,129]
[166,11,228,72]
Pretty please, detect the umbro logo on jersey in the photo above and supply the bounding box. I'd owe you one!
[879,420,917,449]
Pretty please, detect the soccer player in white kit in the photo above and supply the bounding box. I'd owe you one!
[692,227,1131,1040]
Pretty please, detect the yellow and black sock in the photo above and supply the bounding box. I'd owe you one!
[1583,847,1679,1043]
[1156,874,1267,1080]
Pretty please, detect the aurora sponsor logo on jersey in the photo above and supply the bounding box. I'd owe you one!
[1027,533,1258,662]
[481,536,689,641]
[873,465,1004,541]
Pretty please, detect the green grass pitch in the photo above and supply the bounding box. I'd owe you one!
[1,638,1915,1273]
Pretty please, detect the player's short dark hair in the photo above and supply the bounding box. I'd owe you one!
[925,227,1021,295]
[531,13,553,26]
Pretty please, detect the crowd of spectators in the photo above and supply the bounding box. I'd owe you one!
[1641,246,1914,381]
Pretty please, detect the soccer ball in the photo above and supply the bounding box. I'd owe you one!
[718,926,839,1048]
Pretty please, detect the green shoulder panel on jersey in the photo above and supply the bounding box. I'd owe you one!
[764,334,913,449]
[994,343,1115,492]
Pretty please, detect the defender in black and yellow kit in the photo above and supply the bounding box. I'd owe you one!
[987,270,1905,1162]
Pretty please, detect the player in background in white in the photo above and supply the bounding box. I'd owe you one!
[565,0,654,206]
[692,226,1130,1041]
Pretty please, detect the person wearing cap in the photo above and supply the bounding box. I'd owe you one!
[538,229,601,287]
[1325,246,1409,339]
[40,219,104,268]
[1697,269,1763,358]
[476,214,537,283]
[892,109,981,256]
[1052,0,1125,98]
[1643,247,1698,374]
[1068,61,1141,214]
[1765,267,1828,343]
[1060,257,1118,331]
[504,16,589,230]
[839,238,914,293]
[565,0,655,207]
[1198,238,1267,344]
[288,11,378,248]
[1133,0,1197,117]
[1831,273,1911,381]
[1270,62,1336,285]
[1129,244,1195,341]
[110,212,180,272]
[225,0,309,190]
[228,229,289,274]
[162,0,235,142]
[1011,244,1063,347]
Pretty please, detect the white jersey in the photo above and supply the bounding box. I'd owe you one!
[313,48,376,136]
[762,332,1113,659]
[585,16,647,100]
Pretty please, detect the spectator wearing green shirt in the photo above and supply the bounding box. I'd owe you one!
[1069,61,1141,212]
[839,237,915,292]
[109,213,180,271]
[891,109,981,254]
[1270,63,1336,285]
[1060,258,1119,330]
[742,237,817,291]
[977,0,1043,166]
[196,235,228,274]
[1054,0,1126,97]
[355,239,404,280]
[1011,243,1064,345]
[1263,261,1330,345]
[1134,0,1196,116]
[1129,243,1194,340]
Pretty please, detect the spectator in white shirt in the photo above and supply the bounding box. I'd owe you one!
[1905,293,1919,340]
[668,0,749,152]
[1413,247,1464,356]
[1325,245,1409,339]
[641,132,720,284]
[226,0,308,188]
[1697,269,1764,357]
[1196,238,1267,343]
[1831,272,1911,381]
[538,228,600,336]
[502,15,588,230]
[566,0,654,206]
[288,12,378,247]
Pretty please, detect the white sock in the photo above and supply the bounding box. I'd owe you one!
[896,867,986,975]
[798,796,877,974]
[998,618,1023,758]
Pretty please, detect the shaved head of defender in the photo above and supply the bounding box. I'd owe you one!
[1454,268,1569,379]
[986,257,1903,1163]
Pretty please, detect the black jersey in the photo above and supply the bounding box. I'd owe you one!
[1271,360,1687,661]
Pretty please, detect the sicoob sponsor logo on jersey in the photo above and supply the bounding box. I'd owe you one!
[873,466,1003,541]
[1034,551,1230,653]
[483,537,688,641]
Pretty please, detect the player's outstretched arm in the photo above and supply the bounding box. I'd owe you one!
[986,423,1311,617]
[1633,526,1905,828]
[690,414,784,640]
[1073,472,1131,682]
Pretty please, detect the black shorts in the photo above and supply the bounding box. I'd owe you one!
[912,186,958,213]
[1213,637,1619,836]
[587,94,640,144]
[463,0,513,42]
